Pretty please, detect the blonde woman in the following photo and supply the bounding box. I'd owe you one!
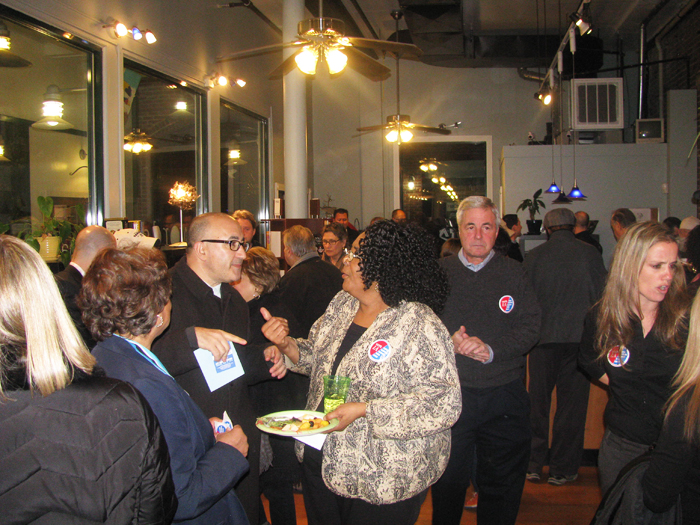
[579,221,690,494]
[641,291,700,521]
[0,235,176,523]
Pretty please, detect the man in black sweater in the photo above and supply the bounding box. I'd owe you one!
[432,196,541,525]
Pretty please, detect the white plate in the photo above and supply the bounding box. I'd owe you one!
[256,410,339,436]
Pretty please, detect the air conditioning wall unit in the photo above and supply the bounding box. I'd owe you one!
[571,78,624,130]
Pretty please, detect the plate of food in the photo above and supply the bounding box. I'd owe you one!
[256,410,339,436]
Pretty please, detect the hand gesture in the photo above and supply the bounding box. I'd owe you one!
[264,345,287,379]
[215,424,249,457]
[452,326,491,363]
[194,327,247,362]
[260,307,290,349]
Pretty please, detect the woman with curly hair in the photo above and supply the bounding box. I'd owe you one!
[320,222,348,269]
[81,247,251,525]
[579,221,690,494]
[0,236,177,524]
[262,220,461,525]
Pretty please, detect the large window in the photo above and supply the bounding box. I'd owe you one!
[0,7,99,236]
[219,99,269,244]
[123,61,205,245]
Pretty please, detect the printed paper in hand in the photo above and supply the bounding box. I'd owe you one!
[194,342,245,392]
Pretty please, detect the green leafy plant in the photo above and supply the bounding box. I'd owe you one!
[24,196,85,266]
[516,188,546,221]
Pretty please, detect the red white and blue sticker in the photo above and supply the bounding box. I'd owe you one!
[368,340,392,363]
[607,346,630,367]
[499,295,515,313]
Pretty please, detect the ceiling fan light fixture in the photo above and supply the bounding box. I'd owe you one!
[385,128,399,143]
[295,45,319,75]
[325,47,347,75]
[0,21,11,50]
[399,128,413,143]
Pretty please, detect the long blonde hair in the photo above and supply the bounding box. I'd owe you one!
[595,221,689,357]
[667,291,700,443]
[0,235,95,399]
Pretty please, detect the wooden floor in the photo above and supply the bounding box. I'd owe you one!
[262,466,603,525]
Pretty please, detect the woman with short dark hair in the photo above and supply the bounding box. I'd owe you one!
[81,247,251,525]
[0,236,177,524]
[321,222,348,269]
[263,220,461,525]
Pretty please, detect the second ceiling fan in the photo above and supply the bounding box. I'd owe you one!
[355,10,451,144]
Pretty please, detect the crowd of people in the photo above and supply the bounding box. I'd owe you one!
[1,200,700,525]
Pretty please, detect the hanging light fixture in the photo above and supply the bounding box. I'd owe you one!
[104,19,156,43]
[123,129,153,154]
[0,137,9,162]
[32,85,75,130]
[420,159,439,172]
[226,148,247,166]
[552,190,573,204]
[566,36,587,200]
[0,19,32,67]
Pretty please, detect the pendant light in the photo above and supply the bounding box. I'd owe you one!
[565,29,586,200]
[32,85,75,131]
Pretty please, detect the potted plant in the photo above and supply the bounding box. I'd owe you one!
[24,196,84,266]
[516,189,546,235]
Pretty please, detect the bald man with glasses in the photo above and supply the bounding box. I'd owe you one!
[153,212,286,525]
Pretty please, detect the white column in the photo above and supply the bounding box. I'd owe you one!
[283,0,308,218]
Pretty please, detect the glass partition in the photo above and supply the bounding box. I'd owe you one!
[0,7,99,242]
[399,140,488,225]
[219,99,269,245]
[123,61,206,245]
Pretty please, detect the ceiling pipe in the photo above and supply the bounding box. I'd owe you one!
[517,68,547,83]
[638,23,645,119]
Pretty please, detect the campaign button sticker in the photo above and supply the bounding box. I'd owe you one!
[499,295,515,313]
[607,346,630,367]
[368,340,392,363]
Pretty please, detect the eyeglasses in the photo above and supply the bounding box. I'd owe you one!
[343,248,361,264]
[201,239,250,252]
[322,238,340,246]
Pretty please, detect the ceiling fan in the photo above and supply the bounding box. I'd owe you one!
[355,10,451,144]
[215,1,422,82]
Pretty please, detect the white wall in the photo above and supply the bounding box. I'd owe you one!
[311,58,551,228]
[502,143,669,261]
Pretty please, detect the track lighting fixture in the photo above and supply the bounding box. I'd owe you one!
[104,19,157,43]
[205,73,246,89]
[569,4,592,36]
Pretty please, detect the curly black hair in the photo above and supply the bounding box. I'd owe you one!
[357,220,449,313]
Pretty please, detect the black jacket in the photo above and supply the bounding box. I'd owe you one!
[55,264,96,349]
[278,255,343,337]
[0,368,177,524]
[152,257,271,524]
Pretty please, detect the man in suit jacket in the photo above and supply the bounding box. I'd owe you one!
[152,213,286,525]
[55,225,115,349]
[278,225,343,337]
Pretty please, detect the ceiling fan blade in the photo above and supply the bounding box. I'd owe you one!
[216,41,304,63]
[344,47,391,82]
[346,38,422,60]
[408,123,453,135]
[268,51,302,79]
[356,123,390,133]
